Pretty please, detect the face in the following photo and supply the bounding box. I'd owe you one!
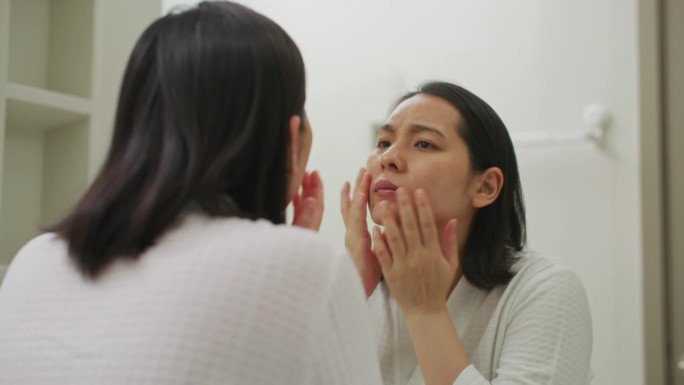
[367,93,478,233]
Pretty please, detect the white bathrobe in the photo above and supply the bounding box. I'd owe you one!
[369,253,593,385]
[0,213,382,384]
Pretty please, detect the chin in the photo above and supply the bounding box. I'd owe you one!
[369,205,383,226]
[370,202,398,226]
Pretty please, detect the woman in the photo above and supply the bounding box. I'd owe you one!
[342,82,592,384]
[0,2,382,384]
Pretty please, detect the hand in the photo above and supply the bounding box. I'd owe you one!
[292,170,324,231]
[372,188,460,317]
[341,167,382,297]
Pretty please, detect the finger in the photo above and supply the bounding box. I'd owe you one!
[415,189,439,250]
[308,170,324,203]
[293,171,310,206]
[340,182,351,225]
[359,171,371,196]
[353,172,370,212]
[305,170,323,209]
[292,190,300,206]
[352,174,371,228]
[396,188,422,252]
[306,172,324,230]
[379,202,406,261]
[301,171,311,197]
[308,197,324,231]
[292,197,316,229]
[355,192,369,230]
[372,226,392,272]
[442,219,460,271]
[352,167,366,198]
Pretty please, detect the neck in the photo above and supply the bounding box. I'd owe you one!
[439,216,472,297]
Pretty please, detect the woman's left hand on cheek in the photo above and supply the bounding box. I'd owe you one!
[372,188,460,317]
[292,170,324,231]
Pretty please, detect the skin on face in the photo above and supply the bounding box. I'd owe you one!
[367,93,479,244]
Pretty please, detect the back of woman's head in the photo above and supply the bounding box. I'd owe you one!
[399,82,526,289]
[50,1,306,278]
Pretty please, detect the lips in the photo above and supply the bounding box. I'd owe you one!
[373,179,398,197]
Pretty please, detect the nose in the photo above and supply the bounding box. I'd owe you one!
[380,145,405,172]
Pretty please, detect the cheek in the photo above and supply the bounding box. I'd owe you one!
[365,153,380,172]
[369,201,398,226]
[421,173,470,222]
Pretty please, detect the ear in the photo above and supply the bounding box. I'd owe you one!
[287,115,302,175]
[471,167,504,209]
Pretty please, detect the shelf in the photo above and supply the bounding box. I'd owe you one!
[7,0,94,98]
[1,117,90,264]
[5,83,92,114]
[0,0,164,267]
[1,84,91,264]
[4,83,91,134]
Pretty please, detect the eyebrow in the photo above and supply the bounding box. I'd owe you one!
[378,123,446,139]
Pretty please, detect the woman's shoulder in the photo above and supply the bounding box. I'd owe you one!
[504,251,590,311]
[510,251,577,282]
[180,212,339,254]
[15,232,64,252]
[167,212,349,275]
[5,233,65,266]
[0,233,71,287]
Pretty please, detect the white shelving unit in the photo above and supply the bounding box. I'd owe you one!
[0,0,162,269]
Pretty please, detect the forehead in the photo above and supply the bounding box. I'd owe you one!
[386,93,461,132]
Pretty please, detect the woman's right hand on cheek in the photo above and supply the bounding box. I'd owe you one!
[371,189,460,318]
[341,168,382,297]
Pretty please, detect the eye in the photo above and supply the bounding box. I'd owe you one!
[376,140,391,149]
[415,140,435,149]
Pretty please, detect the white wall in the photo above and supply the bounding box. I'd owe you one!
[164,1,644,383]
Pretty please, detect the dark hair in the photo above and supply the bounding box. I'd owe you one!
[47,1,306,278]
[398,81,526,290]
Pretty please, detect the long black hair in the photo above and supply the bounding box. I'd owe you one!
[399,82,526,290]
[48,1,306,278]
